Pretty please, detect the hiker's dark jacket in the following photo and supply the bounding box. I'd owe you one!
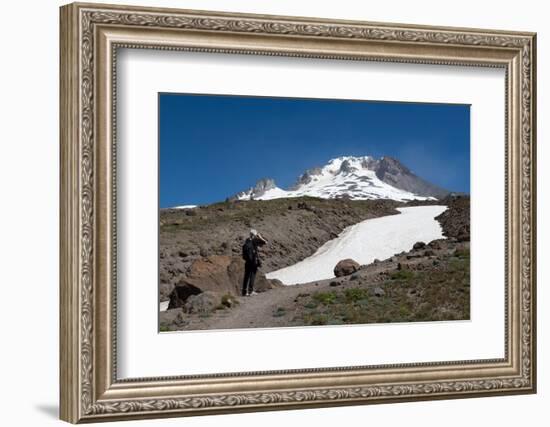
[242,237,265,268]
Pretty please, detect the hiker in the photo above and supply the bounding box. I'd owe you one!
[241,229,268,296]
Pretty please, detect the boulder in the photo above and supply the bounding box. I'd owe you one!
[413,241,426,250]
[373,287,386,297]
[178,255,282,298]
[199,247,209,257]
[183,292,218,314]
[168,283,202,309]
[334,259,361,277]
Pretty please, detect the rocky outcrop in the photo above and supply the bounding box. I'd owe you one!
[171,255,282,304]
[435,195,470,241]
[413,241,426,250]
[230,178,279,201]
[183,292,219,314]
[334,259,361,277]
[289,167,323,189]
[168,283,201,309]
[373,156,449,199]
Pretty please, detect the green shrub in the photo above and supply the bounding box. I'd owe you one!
[313,292,337,306]
[273,307,286,317]
[344,288,368,303]
[391,270,415,281]
[309,314,328,325]
[398,304,411,318]
[341,306,361,323]
[454,248,470,259]
[221,294,238,308]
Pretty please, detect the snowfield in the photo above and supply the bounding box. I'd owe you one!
[266,205,447,285]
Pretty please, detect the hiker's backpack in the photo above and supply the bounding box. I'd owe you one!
[242,239,256,263]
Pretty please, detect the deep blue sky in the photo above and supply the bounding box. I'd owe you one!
[159,93,470,208]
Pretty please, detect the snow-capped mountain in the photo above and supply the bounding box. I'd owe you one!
[232,156,448,202]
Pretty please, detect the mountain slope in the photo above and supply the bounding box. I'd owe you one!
[374,156,449,199]
[233,156,448,202]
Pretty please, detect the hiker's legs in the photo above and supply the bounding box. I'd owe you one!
[242,263,252,296]
[248,266,257,294]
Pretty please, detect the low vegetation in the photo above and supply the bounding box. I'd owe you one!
[293,249,470,326]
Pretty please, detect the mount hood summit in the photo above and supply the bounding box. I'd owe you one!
[232,156,449,202]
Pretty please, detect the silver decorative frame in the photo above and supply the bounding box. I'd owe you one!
[60,2,536,423]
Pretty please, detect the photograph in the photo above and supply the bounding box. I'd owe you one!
[158,94,471,332]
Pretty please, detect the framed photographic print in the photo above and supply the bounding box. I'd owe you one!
[59,2,537,423]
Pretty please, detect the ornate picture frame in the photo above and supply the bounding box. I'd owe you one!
[60,2,536,423]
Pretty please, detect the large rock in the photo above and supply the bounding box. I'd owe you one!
[168,283,202,309]
[413,241,426,250]
[334,259,361,277]
[428,239,446,250]
[183,292,219,314]
[178,255,282,298]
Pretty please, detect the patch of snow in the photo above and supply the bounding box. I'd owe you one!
[254,186,290,200]
[160,300,169,312]
[236,186,288,200]
[266,205,447,285]
[171,205,197,209]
